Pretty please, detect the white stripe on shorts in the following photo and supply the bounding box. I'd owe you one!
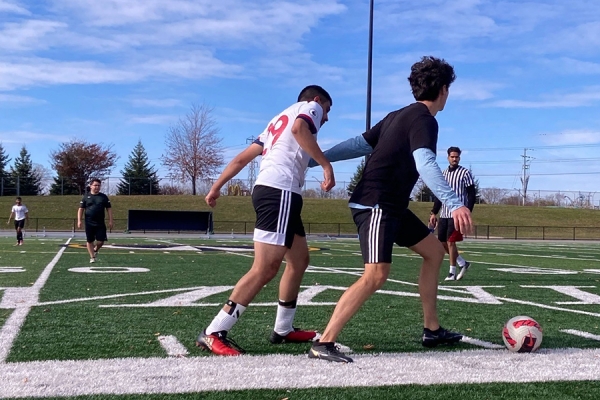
[368,208,382,263]
[276,190,291,235]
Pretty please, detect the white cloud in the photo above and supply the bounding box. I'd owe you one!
[0,0,30,15]
[488,87,600,108]
[0,57,141,90]
[0,130,70,144]
[0,93,44,104]
[539,130,600,146]
[129,98,182,108]
[0,20,67,51]
[127,114,178,125]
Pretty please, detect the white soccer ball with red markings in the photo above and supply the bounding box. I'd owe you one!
[502,315,543,353]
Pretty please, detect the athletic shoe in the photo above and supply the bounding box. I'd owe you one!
[18,241,23,246]
[422,327,463,348]
[269,327,317,344]
[308,340,353,363]
[444,273,456,281]
[196,330,244,356]
[456,261,471,281]
[90,258,96,263]
[13,242,19,246]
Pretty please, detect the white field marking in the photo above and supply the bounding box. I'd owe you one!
[500,297,600,318]
[460,336,504,349]
[561,330,600,341]
[2,347,600,397]
[521,285,600,305]
[67,267,150,273]
[0,267,25,273]
[157,336,189,357]
[33,286,229,307]
[465,251,600,263]
[0,238,71,362]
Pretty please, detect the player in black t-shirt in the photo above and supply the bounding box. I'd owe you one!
[309,56,473,363]
[77,178,113,263]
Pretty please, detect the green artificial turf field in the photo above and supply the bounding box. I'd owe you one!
[2,235,600,399]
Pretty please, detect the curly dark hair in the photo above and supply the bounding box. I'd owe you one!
[408,56,456,101]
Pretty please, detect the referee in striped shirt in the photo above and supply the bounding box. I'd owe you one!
[429,146,476,281]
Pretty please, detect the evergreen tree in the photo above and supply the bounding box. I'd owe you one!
[117,140,160,195]
[0,143,11,195]
[347,158,365,196]
[10,146,42,195]
[49,176,80,195]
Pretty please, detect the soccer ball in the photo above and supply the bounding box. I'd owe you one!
[502,315,543,353]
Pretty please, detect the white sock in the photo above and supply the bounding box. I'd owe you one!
[449,265,457,275]
[274,304,297,336]
[206,302,246,335]
[457,255,466,267]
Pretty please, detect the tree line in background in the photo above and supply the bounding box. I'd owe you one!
[0,104,224,196]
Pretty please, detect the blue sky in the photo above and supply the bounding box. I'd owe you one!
[2,0,600,197]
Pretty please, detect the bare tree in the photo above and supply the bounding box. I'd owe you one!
[162,104,224,195]
[32,163,53,195]
[480,187,510,205]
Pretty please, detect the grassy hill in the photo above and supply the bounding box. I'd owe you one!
[2,195,600,233]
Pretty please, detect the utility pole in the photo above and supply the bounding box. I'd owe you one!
[520,148,533,206]
[246,136,257,190]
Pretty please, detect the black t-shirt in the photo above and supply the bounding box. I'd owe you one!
[79,193,111,226]
[349,102,438,214]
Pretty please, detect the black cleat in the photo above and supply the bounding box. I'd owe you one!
[308,340,353,363]
[422,327,462,348]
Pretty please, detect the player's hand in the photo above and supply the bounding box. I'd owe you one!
[205,188,220,208]
[451,206,473,236]
[321,164,335,192]
[428,214,437,228]
[108,221,114,229]
[77,221,82,229]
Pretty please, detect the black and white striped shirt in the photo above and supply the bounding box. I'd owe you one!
[439,165,474,218]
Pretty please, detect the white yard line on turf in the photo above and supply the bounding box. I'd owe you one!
[157,336,189,357]
[561,329,600,341]
[0,238,71,362]
[1,347,600,398]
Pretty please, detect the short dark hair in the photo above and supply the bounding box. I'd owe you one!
[297,85,332,105]
[408,56,456,101]
[16,196,21,201]
[90,178,101,185]
[447,146,461,155]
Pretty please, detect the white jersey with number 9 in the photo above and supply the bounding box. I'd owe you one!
[254,101,324,194]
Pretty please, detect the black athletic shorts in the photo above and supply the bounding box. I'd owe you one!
[252,185,305,249]
[352,207,430,264]
[85,223,108,243]
[14,219,25,229]
[437,217,463,243]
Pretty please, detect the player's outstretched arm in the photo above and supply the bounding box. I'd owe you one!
[307,134,372,168]
[413,147,473,235]
[291,118,335,191]
[205,143,263,207]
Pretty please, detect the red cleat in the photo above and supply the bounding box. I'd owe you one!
[269,327,318,344]
[196,330,244,356]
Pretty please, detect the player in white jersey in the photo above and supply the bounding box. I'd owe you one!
[7,196,29,246]
[197,85,335,356]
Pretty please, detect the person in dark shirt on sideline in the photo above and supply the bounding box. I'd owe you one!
[77,178,113,263]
